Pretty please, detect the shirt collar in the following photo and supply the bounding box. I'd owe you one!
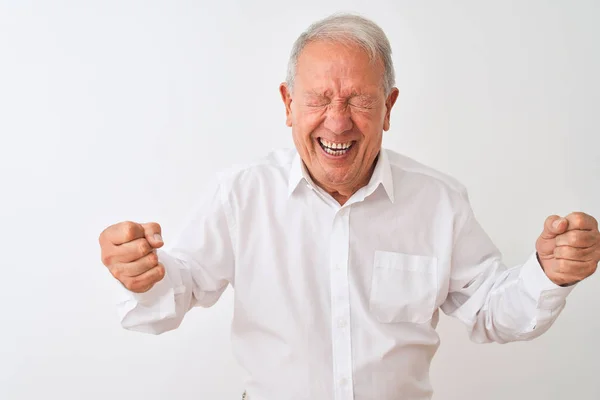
[287,148,395,203]
[287,151,312,196]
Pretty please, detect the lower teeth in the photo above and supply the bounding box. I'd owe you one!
[324,147,349,155]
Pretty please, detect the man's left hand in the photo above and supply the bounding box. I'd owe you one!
[536,212,600,286]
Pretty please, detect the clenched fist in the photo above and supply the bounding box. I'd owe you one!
[536,212,600,286]
[99,221,166,293]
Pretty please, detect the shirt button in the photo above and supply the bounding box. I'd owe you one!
[337,318,348,328]
[339,377,349,386]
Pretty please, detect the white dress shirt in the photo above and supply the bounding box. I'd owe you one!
[115,147,575,400]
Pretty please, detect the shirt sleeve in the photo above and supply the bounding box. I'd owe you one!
[440,192,577,344]
[114,176,236,335]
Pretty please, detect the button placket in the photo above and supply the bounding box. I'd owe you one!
[330,206,354,400]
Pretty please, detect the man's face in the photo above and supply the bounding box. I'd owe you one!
[280,40,399,198]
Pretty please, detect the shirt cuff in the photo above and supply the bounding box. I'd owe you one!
[519,251,577,310]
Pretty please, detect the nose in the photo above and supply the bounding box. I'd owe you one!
[323,103,353,134]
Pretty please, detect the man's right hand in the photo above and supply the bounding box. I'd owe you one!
[99,221,166,293]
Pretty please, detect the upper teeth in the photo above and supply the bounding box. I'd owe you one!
[320,139,352,149]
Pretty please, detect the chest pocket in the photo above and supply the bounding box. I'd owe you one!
[369,251,438,324]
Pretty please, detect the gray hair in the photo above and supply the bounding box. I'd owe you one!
[285,13,396,96]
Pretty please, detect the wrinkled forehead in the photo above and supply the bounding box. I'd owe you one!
[295,40,386,94]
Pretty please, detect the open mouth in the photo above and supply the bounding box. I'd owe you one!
[318,138,355,156]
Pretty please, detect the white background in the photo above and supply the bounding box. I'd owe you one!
[1,1,599,399]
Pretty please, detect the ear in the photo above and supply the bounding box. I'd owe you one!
[279,83,293,127]
[383,87,399,131]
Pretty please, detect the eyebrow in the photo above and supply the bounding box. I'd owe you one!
[304,89,330,98]
[303,89,376,99]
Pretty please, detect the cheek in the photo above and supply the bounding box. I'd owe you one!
[297,109,325,139]
[351,112,381,138]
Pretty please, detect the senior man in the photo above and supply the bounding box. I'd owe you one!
[99,13,600,400]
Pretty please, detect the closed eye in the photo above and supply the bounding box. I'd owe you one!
[305,102,329,107]
[349,96,376,109]
[349,102,374,109]
[305,97,330,107]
